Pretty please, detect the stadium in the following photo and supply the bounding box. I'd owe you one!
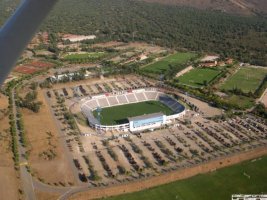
[80,88,186,132]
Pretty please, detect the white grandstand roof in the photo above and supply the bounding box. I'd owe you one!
[128,112,164,122]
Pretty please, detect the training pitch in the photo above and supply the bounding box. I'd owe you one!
[64,52,106,61]
[142,52,197,74]
[177,68,222,88]
[220,67,267,93]
[93,101,174,125]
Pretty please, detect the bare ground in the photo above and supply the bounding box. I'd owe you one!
[35,190,60,200]
[70,146,267,200]
[259,88,267,108]
[0,94,20,200]
[21,89,75,185]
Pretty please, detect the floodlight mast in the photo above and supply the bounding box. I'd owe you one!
[0,0,58,85]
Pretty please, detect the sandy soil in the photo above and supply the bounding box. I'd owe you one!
[0,94,20,200]
[178,93,223,117]
[259,88,267,108]
[70,146,267,200]
[21,89,75,185]
[115,42,167,54]
[35,190,60,200]
[175,66,193,78]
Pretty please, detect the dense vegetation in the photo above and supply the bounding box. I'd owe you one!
[1,0,267,66]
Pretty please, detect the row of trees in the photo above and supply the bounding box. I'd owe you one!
[6,85,20,168]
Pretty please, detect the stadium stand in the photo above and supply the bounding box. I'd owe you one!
[126,93,138,103]
[117,95,129,104]
[144,91,158,100]
[80,88,186,132]
[107,96,119,106]
[135,92,147,101]
[98,98,110,107]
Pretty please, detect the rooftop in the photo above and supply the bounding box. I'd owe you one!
[128,112,164,122]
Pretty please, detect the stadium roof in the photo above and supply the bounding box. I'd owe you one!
[128,112,164,122]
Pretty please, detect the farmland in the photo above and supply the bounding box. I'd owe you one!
[93,101,173,125]
[142,52,197,74]
[220,67,267,93]
[107,155,267,200]
[176,68,222,88]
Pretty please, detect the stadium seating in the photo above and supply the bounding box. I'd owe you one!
[117,95,129,104]
[126,93,138,103]
[107,96,119,106]
[98,98,110,107]
[135,92,147,101]
[144,91,158,100]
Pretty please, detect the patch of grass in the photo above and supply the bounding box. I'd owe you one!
[93,101,174,125]
[223,95,255,109]
[220,67,267,93]
[142,52,197,74]
[177,68,222,88]
[106,156,267,200]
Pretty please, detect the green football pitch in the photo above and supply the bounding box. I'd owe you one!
[106,155,267,200]
[220,67,267,93]
[64,52,105,60]
[177,68,222,88]
[93,101,174,125]
[142,52,197,74]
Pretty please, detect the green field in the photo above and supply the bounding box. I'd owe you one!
[107,156,267,200]
[64,52,106,61]
[93,101,173,125]
[220,67,267,93]
[177,68,222,88]
[142,52,197,74]
[223,95,255,109]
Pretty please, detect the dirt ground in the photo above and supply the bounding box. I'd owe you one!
[92,41,125,48]
[70,146,267,200]
[259,88,267,108]
[35,191,60,200]
[175,66,193,78]
[115,42,167,54]
[0,94,20,200]
[179,93,223,117]
[21,89,75,185]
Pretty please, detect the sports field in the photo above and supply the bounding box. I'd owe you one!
[142,52,197,74]
[107,156,267,200]
[64,52,106,62]
[93,101,174,125]
[177,68,222,88]
[220,67,267,93]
